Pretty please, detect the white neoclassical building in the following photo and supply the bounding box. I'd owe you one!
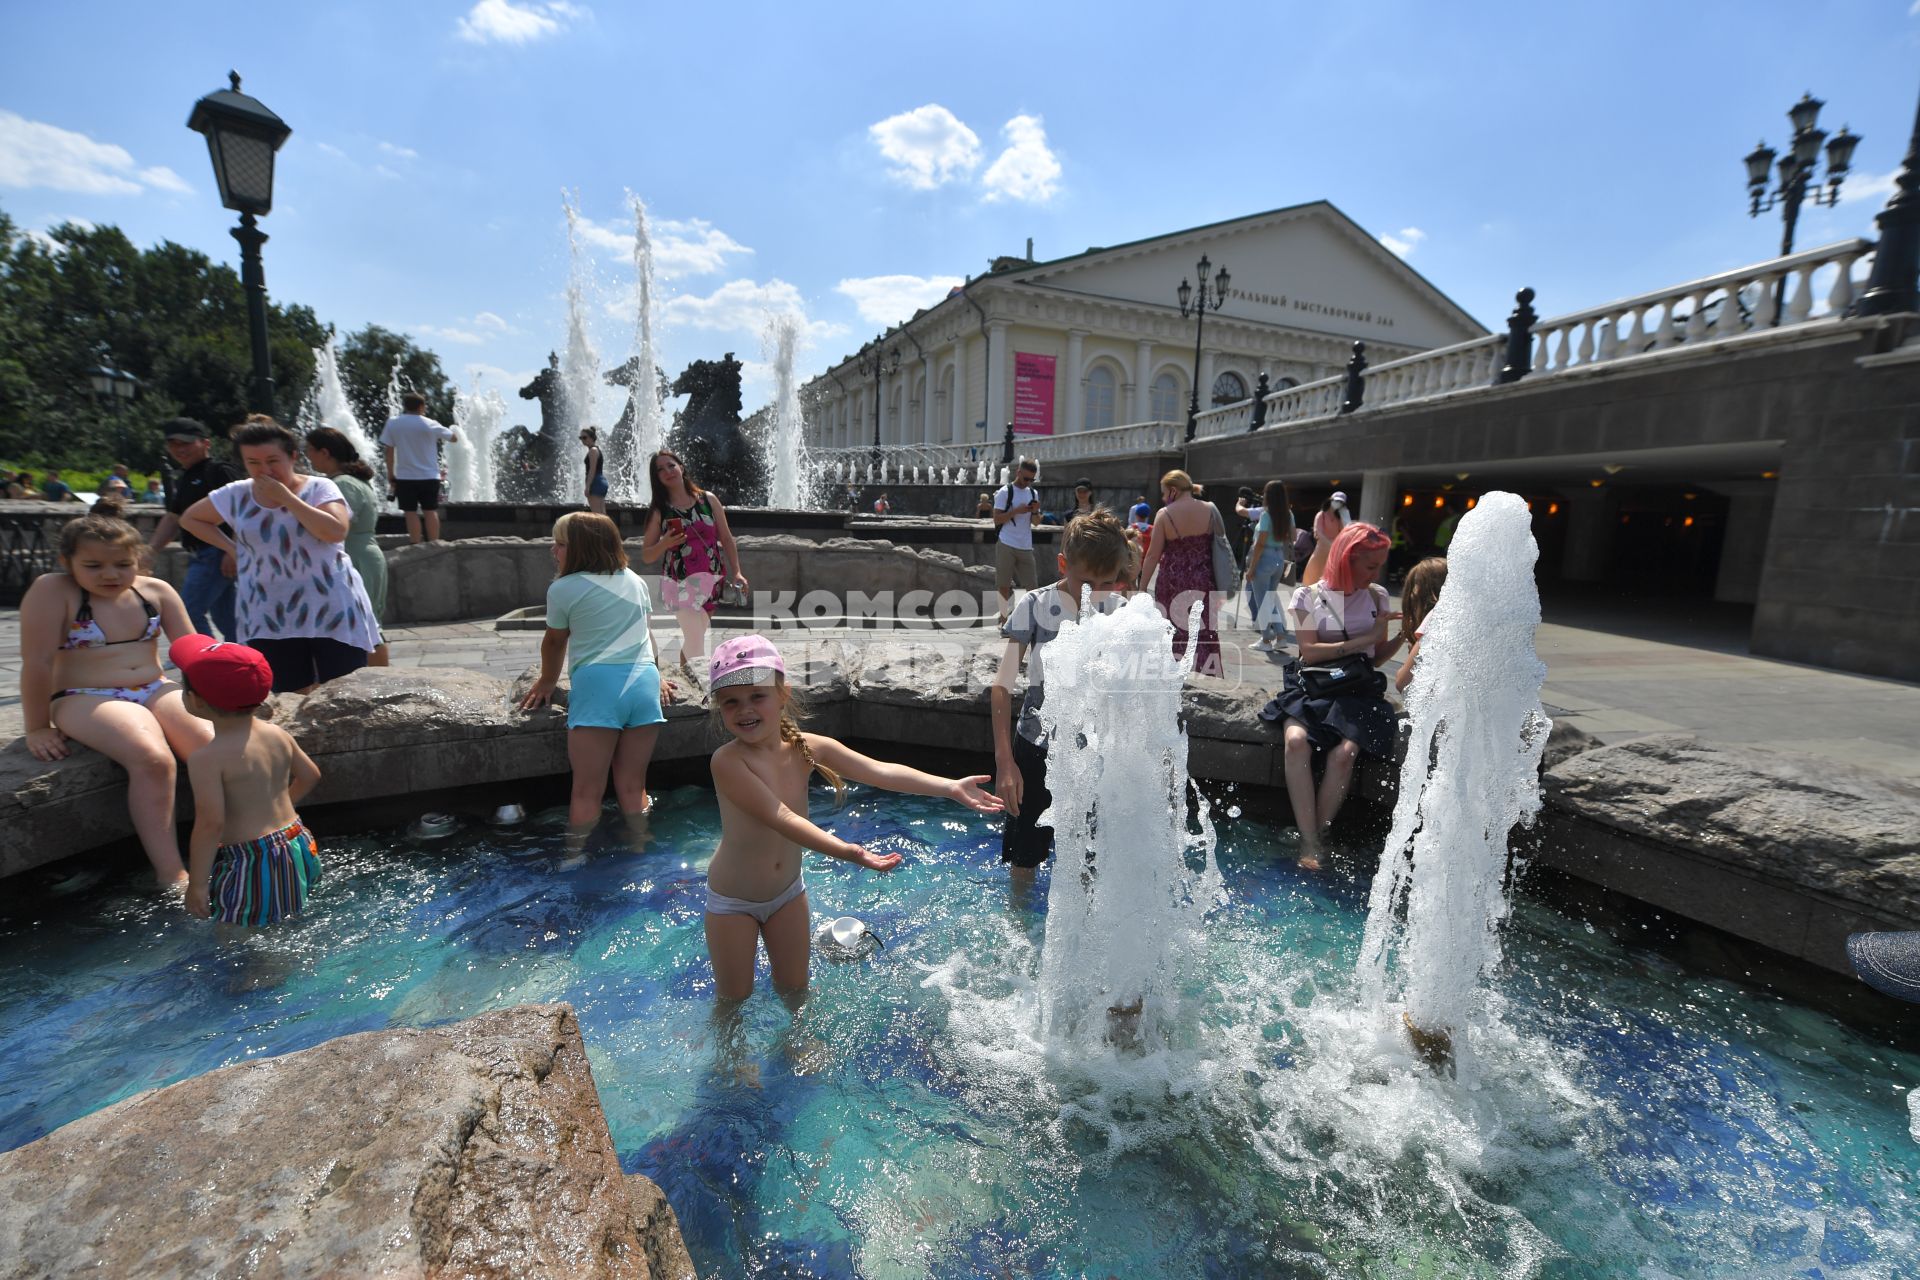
[803,201,1486,466]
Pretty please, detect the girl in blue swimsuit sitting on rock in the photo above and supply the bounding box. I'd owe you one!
[17,498,213,886]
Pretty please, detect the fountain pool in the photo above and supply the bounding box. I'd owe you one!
[1,789,1915,1277]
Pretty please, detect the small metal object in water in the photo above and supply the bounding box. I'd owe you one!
[409,812,460,840]
[489,804,526,826]
[815,915,881,961]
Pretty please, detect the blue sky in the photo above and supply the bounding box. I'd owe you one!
[4,1,1918,419]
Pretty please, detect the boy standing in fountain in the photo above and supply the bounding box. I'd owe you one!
[175,636,323,926]
[381,392,459,544]
[990,510,1132,898]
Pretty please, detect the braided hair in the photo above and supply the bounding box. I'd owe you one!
[779,706,846,806]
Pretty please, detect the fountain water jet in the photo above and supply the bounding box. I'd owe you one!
[1035,593,1224,1050]
[448,385,505,503]
[302,336,385,490]
[558,191,601,506]
[617,192,665,499]
[761,313,815,509]
[1356,490,1551,1075]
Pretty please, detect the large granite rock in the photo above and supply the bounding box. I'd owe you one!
[0,1004,693,1280]
[1545,733,1920,924]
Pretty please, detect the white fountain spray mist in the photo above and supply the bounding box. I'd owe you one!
[762,313,815,509]
[1034,594,1225,1051]
[448,384,506,503]
[618,192,665,501]
[558,190,602,506]
[304,335,384,490]
[1356,490,1551,1076]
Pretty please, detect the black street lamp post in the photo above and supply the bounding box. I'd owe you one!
[188,72,291,417]
[87,344,139,461]
[1745,92,1860,323]
[1177,254,1230,442]
[1852,82,1920,318]
[857,340,901,467]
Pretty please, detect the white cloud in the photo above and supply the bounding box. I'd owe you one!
[455,0,587,44]
[377,141,418,161]
[835,274,964,326]
[314,141,349,160]
[572,210,753,279]
[981,114,1061,204]
[415,324,487,346]
[0,111,191,197]
[869,105,983,190]
[1379,226,1427,257]
[474,311,511,332]
[663,278,847,345]
[1838,168,1901,206]
[652,217,752,278]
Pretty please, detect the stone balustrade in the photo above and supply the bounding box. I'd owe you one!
[1524,237,1873,376]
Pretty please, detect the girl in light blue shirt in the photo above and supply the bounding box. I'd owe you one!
[521,512,675,847]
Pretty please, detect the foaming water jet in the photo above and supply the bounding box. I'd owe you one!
[1357,490,1551,1076]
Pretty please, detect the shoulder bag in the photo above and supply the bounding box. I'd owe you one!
[1207,503,1238,593]
[1296,584,1385,698]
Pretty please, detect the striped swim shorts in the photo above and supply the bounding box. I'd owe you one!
[210,817,322,927]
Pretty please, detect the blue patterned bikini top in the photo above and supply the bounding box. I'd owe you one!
[62,586,161,650]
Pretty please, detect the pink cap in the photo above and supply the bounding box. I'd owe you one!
[708,634,786,691]
[172,635,273,710]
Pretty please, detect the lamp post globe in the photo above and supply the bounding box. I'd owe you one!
[188,72,291,416]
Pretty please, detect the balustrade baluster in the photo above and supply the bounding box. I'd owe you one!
[1572,319,1593,365]
[1532,329,1551,375]
[1683,291,1709,343]
[1828,252,1861,314]
[1784,265,1814,324]
[1549,324,1570,370]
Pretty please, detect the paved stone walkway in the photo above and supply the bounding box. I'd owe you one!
[5,598,1919,779]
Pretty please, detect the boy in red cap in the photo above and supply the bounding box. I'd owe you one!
[173,636,323,925]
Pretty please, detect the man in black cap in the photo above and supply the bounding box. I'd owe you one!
[149,417,241,639]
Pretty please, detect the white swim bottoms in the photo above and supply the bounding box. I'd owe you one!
[704,871,807,925]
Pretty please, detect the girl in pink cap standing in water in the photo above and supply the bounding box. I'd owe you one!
[702,634,1001,1029]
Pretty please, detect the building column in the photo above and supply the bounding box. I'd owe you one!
[949,342,967,444]
[1711,482,1777,603]
[921,355,936,447]
[1064,329,1086,434]
[1134,340,1154,421]
[987,320,1010,437]
[1357,469,1397,529]
[1198,348,1216,412]
[1561,488,1615,582]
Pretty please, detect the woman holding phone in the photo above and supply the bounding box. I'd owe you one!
[640,448,746,680]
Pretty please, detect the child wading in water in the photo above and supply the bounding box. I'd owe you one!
[703,635,1000,1045]
[991,509,1132,896]
[18,500,211,886]
[174,637,323,926]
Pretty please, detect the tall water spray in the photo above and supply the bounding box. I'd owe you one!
[618,192,666,500]
[305,336,384,489]
[1034,593,1225,1050]
[558,191,602,506]
[1356,491,1551,1072]
[448,385,505,503]
[761,313,815,509]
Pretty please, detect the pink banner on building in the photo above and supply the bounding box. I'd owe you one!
[1012,352,1056,436]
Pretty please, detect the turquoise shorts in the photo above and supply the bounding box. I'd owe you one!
[568,661,667,730]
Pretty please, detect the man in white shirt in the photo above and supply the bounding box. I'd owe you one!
[380,391,459,544]
[992,457,1042,621]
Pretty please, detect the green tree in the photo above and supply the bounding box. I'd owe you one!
[336,324,455,432]
[0,201,423,471]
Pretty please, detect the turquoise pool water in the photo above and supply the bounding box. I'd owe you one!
[2,786,1916,1277]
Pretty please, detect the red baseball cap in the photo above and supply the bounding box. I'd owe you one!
[172,635,273,710]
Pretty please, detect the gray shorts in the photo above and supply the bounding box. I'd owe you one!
[704,871,807,925]
[995,542,1037,594]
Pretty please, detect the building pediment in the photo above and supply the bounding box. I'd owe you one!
[997,201,1485,351]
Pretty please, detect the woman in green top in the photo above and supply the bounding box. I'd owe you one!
[303,427,389,667]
